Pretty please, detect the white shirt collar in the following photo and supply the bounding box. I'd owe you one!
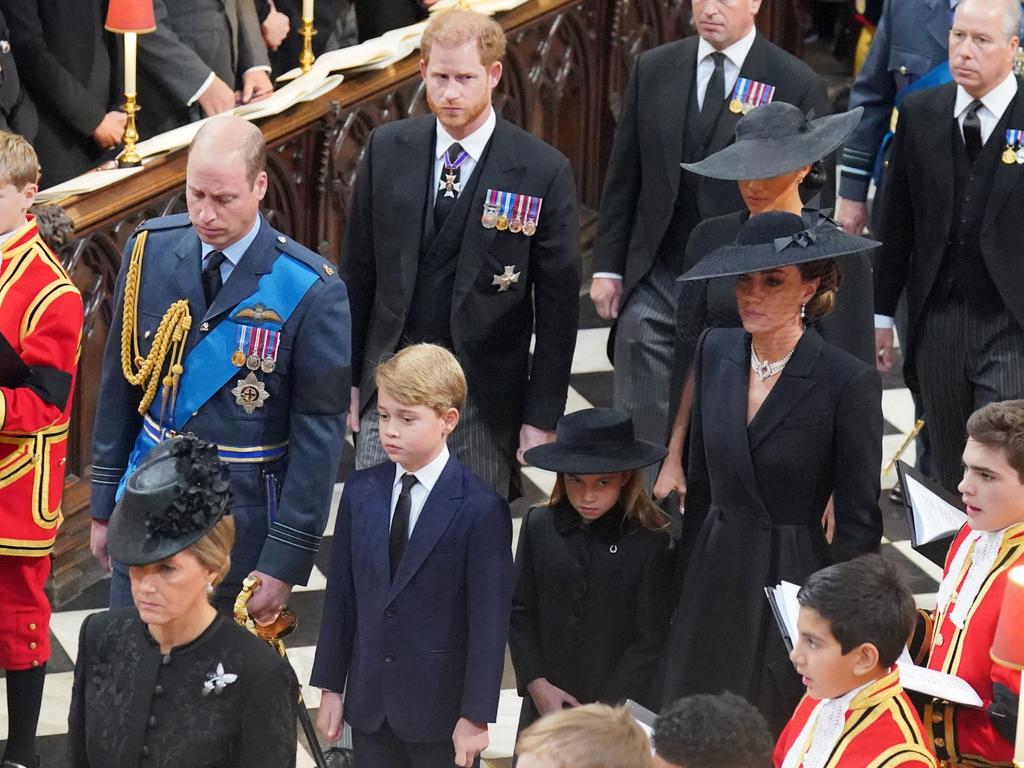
[954,71,1018,120]
[393,443,450,494]
[200,215,262,266]
[697,25,757,69]
[435,107,496,162]
[0,218,28,247]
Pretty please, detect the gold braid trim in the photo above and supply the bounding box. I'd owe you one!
[119,231,192,416]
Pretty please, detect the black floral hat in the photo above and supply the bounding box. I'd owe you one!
[107,435,231,566]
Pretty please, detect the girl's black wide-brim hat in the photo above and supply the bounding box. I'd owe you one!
[107,435,231,566]
[523,408,667,474]
[681,102,863,180]
[677,210,880,282]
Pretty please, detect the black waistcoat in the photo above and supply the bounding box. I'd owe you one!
[935,109,1010,307]
[658,73,727,273]
[402,140,492,348]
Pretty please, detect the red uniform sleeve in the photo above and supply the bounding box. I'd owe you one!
[0,287,83,432]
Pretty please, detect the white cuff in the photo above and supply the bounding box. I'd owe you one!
[874,314,895,329]
[244,66,273,75]
[591,272,623,281]
[187,72,216,106]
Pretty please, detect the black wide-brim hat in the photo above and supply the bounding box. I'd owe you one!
[523,408,667,474]
[677,210,879,282]
[681,103,863,180]
[108,435,231,566]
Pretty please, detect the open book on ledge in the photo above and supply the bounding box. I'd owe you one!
[36,71,343,204]
[766,581,984,709]
[896,460,968,549]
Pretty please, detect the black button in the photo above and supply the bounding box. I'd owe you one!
[148,715,157,727]
[142,746,150,757]
[573,606,584,619]
[162,654,172,666]
[384,653,395,663]
[965,195,973,202]
[571,631,583,644]
[757,518,770,531]
[961,218,968,224]
[154,685,164,696]
[385,607,396,618]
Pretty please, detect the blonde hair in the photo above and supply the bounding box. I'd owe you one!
[374,343,468,415]
[549,471,669,533]
[516,704,653,768]
[420,9,507,67]
[187,515,235,587]
[0,131,41,189]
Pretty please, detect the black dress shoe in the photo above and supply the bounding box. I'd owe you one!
[888,483,904,505]
[324,747,354,768]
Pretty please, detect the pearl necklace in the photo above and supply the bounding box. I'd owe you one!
[750,343,797,381]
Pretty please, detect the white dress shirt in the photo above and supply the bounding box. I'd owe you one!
[592,26,758,281]
[390,444,451,537]
[432,107,497,204]
[875,71,1018,329]
[695,26,758,110]
[200,215,262,284]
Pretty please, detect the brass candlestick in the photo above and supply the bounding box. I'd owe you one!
[118,93,142,167]
[299,17,316,73]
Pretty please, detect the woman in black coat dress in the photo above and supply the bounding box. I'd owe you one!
[656,103,875,501]
[511,409,674,732]
[68,436,297,768]
[658,211,884,733]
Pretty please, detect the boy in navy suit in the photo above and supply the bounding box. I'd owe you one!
[312,343,514,768]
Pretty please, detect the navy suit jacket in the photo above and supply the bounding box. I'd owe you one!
[311,456,513,742]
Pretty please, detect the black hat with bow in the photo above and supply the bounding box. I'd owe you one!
[107,435,231,566]
[676,210,879,282]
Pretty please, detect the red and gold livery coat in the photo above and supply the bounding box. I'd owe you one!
[922,522,1024,767]
[775,670,937,768]
[0,215,83,556]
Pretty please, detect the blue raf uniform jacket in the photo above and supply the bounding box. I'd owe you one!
[839,0,951,202]
[90,214,351,587]
[310,456,514,742]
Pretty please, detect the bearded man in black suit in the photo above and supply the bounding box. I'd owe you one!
[342,8,581,496]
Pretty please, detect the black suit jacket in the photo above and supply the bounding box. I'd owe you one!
[876,80,1024,370]
[1,0,119,186]
[342,115,581,435]
[0,7,36,141]
[593,34,831,299]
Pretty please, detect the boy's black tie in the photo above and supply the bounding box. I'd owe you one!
[390,473,418,580]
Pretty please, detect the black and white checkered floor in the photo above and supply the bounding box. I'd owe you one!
[1,303,942,766]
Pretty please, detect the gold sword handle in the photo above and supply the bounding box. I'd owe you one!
[884,419,926,476]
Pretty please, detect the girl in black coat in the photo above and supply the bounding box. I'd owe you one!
[511,408,673,732]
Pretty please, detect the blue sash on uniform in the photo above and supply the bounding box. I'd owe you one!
[873,60,953,183]
[115,253,319,500]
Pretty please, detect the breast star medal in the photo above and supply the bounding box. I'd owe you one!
[492,265,521,292]
[232,372,270,414]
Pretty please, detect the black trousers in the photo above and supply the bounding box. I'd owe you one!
[915,295,1024,492]
[352,721,480,768]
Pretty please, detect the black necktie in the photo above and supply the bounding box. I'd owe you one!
[202,250,226,306]
[389,473,418,580]
[433,142,465,231]
[699,52,726,135]
[963,99,983,162]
